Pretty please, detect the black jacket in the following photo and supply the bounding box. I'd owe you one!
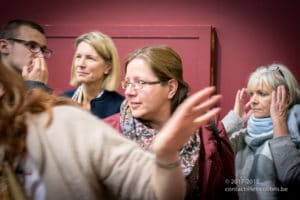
[63,89,124,119]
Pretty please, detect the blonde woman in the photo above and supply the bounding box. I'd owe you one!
[222,63,300,199]
[64,31,124,118]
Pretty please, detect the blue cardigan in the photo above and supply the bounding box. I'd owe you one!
[63,89,124,119]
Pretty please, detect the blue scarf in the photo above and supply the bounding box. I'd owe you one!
[246,115,273,150]
[247,115,273,136]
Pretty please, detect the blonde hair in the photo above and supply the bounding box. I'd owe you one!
[70,31,121,91]
[247,63,300,106]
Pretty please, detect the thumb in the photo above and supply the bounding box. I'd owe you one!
[22,65,29,77]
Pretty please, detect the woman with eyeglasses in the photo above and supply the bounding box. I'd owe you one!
[222,64,300,199]
[104,45,238,200]
[0,59,222,200]
[63,31,124,118]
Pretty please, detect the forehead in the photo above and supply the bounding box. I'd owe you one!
[17,25,47,45]
[126,58,155,77]
[76,42,98,55]
[248,83,273,93]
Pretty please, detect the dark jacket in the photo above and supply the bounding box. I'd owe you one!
[64,89,124,119]
[25,80,53,93]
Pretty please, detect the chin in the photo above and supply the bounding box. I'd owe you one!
[253,114,270,118]
[131,110,144,119]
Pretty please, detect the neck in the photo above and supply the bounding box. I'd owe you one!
[81,81,103,102]
[142,108,172,131]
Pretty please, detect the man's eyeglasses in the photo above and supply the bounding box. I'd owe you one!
[121,80,162,90]
[7,38,52,58]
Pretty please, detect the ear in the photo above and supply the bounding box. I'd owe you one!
[104,63,112,75]
[0,39,10,54]
[167,79,178,99]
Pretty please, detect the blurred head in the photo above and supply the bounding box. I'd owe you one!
[247,63,300,118]
[122,45,189,120]
[0,60,77,163]
[0,19,51,73]
[70,31,120,91]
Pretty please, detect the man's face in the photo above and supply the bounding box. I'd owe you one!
[2,25,47,73]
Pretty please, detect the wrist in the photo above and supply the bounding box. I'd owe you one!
[155,156,181,170]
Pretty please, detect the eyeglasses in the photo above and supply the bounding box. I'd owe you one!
[121,80,162,90]
[270,66,285,79]
[7,38,53,58]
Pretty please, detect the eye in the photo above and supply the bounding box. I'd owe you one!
[137,80,146,85]
[40,47,46,53]
[75,54,82,59]
[86,55,96,61]
[258,91,268,97]
[27,41,39,50]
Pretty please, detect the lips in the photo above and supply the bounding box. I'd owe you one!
[76,71,89,76]
[129,102,141,109]
[251,108,261,112]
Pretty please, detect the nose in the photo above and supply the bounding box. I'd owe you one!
[124,84,137,96]
[250,94,258,104]
[76,58,86,68]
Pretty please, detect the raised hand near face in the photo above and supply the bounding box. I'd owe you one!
[270,85,289,137]
[151,86,221,158]
[233,88,251,122]
[22,56,48,84]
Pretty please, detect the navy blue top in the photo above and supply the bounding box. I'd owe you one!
[63,89,124,119]
[26,80,53,93]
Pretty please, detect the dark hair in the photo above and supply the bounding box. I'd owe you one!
[0,19,45,39]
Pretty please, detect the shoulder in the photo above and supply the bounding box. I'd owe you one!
[28,105,115,140]
[289,104,300,115]
[103,113,121,132]
[62,89,76,97]
[102,91,124,101]
[48,105,99,125]
[25,81,53,93]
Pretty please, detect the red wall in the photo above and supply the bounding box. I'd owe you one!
[1,0,299,117]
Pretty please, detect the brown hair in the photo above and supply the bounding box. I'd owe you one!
[125,45,189,113]
[0,62,77,164]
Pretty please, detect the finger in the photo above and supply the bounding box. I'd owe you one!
[193,94,222,114]
[271,90,276,107]
[183,87,216,109]
[40,57,48,73]
[0,83,4,97]
[240,88,246,99]
[236,89,241,100]
[22,65,29,76]
[279,85,286,103]
[193,107,221,124]
[31,58,41,74]
[245,101,251,110]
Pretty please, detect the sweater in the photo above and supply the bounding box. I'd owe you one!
[26,105,157,200]
[222,105,300,200]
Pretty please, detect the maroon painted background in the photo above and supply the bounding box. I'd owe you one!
[1,0,299,117]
